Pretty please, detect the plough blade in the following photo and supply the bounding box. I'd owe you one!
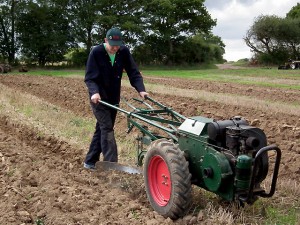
[95,161,142,174]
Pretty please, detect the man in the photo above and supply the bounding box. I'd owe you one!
[84,27,148,169]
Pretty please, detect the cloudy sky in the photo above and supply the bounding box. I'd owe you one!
[204,0,299,61]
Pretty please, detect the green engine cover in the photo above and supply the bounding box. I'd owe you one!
[202,152,233,192]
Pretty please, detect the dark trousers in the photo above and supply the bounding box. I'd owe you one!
[84,103,118,164]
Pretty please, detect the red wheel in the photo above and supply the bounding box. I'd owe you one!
[144,139,192,219]
[148,155,171,206]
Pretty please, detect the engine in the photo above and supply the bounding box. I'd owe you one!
[206,116,279,203]
[207,116,266,154]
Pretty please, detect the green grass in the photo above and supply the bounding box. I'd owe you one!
[69,117,92,128]
[22,105,34,117]
[35,218,45,225]
[142,68,300,79]
[264,207,299,225]
[64,117,95,142]
[6,168,16,177]
[140,63,218,70]
[15,66,300,80]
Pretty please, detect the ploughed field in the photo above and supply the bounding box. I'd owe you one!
[0,73,299,224]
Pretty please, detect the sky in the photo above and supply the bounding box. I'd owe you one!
[204,0,299,61]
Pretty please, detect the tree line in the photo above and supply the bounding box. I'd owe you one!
[244,3,300,65]
[0,0,225,67]
[1,1,299,67]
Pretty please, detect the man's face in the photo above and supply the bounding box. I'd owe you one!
[105,38,120,54]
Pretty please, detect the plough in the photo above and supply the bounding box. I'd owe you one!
[98,96,281,219]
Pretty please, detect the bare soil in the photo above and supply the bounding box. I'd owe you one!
[0,74,299,224]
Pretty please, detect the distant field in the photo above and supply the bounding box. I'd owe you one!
[19,66,300,90]
[18,66,300,78]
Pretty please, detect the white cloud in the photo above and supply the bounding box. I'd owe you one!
[205,0,299,61]
[223,39,253,61]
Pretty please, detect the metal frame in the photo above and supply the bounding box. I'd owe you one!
[99,96,187,165]
[100,96,186,141]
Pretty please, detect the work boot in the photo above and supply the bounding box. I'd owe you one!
[83,162,95,170]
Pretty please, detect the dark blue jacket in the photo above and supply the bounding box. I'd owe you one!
[84,44,146,104]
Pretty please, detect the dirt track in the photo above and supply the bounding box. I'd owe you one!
[0,74,299,224]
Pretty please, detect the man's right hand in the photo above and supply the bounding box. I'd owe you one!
[139,91,149,99]
[91,93,101,104]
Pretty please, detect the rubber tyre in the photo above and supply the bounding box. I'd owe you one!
[144,139,192,219]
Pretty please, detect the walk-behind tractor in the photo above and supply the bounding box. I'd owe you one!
[99,96,281,219]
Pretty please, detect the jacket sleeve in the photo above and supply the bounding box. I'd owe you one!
[123,47,146,93]
[84,47,101,96]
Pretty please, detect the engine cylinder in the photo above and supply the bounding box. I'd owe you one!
[208,117,248,143]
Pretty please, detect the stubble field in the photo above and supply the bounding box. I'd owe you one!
[0,69,299,225]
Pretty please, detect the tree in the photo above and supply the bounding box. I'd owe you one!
[171,33,225,64]
[287,3,300,19]
[64,48,88,67]
[16,1,73,66]
[245,15,282,54]
[96,0,146,48]
[0,0,18,64]
[67,0,145,53]
[1,0,223,66]
[142,0,216,65]
[244,14,300,64]
[275,18,300,59]
[67,0,101,53]
[133,33,225,65]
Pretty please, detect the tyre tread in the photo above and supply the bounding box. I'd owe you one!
[144,139,192,219]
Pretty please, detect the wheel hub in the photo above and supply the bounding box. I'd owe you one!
[148,155,172,206]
